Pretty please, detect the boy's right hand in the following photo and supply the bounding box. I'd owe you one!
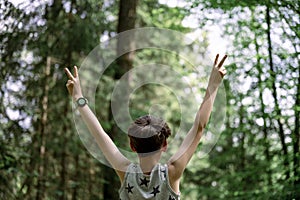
[208,54,227,87]
[64,66,83,100]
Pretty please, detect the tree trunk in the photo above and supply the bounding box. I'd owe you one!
[58,105,69,200]
[266,5,289,180]
[103,0,138,199]
[36,57,51,200]
[58,11,74,197]
[71,153,79,200]
[239,103,246,170]
[253,10,272,185]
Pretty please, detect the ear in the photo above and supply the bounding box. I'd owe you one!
[161,140,167,152]
[130,141,137,152]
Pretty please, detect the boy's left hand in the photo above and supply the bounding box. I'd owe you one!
[64,66,83,100]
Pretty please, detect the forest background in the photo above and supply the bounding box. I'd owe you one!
[0,0,299,199]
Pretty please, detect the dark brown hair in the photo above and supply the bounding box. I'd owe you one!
[128,115,171,154]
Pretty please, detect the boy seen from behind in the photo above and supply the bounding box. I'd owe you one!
[64,54,228,199]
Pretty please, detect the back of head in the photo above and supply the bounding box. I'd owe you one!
[128,115,171,154]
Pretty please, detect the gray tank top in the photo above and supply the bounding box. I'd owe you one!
[119,163,180,200]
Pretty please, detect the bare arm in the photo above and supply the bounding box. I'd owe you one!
[168,54,228,180]
[64,66,130,181]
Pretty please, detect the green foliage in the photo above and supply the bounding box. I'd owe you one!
[177,0,300,199]
[137,0,190,32]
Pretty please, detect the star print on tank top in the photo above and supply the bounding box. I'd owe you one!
[119,163,180,200]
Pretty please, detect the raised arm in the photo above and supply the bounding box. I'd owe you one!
[64,66,130,181]
[168,54,227,180]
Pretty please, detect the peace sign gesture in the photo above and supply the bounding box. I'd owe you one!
[208,54,227,86]
[64,66,83,100]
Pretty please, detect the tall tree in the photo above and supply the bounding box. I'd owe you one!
[103,0,138,199]
[266,4,289,180]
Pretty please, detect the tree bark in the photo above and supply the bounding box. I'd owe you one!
[58,105,69,200]
[71,153,79,200]
[103,0,138,199]
[36,57,51,200]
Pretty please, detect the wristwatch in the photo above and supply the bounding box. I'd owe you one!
[76,97,88,107]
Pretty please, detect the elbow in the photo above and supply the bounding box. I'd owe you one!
[197,126,204,135]
[198,121,206,132]
[192,118,206,135]
[193,114,206,135]
[195,123,205,136]
[195,114,207,133]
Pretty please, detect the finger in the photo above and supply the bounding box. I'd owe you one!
[219,66,227,72]
[219,69,227,76]
[217,55,227,68]
[214,54,219,66]
[66,80,74,86]
[64,68,75,80]
[74,66,78,78]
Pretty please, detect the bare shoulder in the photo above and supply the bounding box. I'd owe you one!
[167,163,181,194]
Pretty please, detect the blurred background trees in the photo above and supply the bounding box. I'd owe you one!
[0,0,299,199]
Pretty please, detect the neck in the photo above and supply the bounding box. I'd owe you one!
[138,151,162,175]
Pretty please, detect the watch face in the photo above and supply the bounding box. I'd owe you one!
[77,98,87,106]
